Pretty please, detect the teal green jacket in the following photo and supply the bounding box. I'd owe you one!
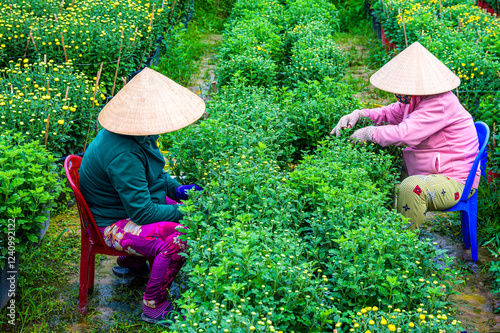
[79,129,183,227]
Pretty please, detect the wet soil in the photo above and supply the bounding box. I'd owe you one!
[422,223,500,333]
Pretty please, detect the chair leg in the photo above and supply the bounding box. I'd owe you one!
[461,210,470,249]
[89,252,96,293]
[469,202,479,262]
[79,240,92,315]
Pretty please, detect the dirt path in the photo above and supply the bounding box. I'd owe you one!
[334,30,394,108]
[188,34,221,105]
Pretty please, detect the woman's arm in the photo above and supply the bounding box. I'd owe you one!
[363,102,406,125]
[372,99,446,147]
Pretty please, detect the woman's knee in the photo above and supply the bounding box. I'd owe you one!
[399,176,424,198]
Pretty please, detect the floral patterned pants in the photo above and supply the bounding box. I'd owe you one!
[99,218,187,308]
[397,174,475,230]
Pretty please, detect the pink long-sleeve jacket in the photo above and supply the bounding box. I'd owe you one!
[363,91,480,188]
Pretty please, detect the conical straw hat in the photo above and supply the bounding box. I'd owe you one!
[98,67,205,135]
[370,41,460,96]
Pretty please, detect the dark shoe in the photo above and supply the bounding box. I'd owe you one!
[112,265,149,279]
[141,302,182,327]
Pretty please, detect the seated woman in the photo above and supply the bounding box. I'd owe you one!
[331,41,479,231]
[79,68,205,324]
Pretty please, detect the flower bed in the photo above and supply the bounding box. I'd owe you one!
[159,0,467,331]
[0,0,191,92]
[0,59,102,156]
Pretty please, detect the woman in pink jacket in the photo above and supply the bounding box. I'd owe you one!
[331,42,479,230]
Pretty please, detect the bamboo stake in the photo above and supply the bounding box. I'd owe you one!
[111,30,124,96]
[92,62,103,108]
[54,13,58,22]
[60,32,68,62]
[64,85,69,100]
[44,114,50,147]
[84,63,104,152]
[149,3,155,28]
[161,0,165,10]
[121,77,127,86]
[59,0,64,14]
[23,36,30,60]
[170,0,177,19]
[438,0,442,16]
[10,83,13,94]
[29,28,37,52]
[44,54,47,64]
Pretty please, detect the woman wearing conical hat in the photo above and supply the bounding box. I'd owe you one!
[79,68,205,325]
[331,42,480,231]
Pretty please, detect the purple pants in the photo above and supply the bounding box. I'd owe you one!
[99,200,187,308]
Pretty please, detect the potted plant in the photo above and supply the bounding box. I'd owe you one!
[0,132,62,310]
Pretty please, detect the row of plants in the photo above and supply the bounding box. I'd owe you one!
[0,59,103,155]
[158,0,467,331]
[0,0,197,158]
[217,0,346,88]
[0,0,195,91]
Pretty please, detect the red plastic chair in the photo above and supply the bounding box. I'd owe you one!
[64,155,151,315]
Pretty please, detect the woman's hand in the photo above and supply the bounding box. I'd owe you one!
[175,184,204,200]
[330,110,367,136]
[349,126,376,143]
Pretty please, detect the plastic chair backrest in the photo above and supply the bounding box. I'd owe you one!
[459,121,490,202]
[64,155,107,247]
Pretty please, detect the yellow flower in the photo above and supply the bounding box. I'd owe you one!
[409,322,415,328]
[62,105,69,110]
[380,317,387,325]
[368,320,375,325]
[388,324,396,332]
[372,306,378,311]
[58,119,65,125]
[419,314,425,320]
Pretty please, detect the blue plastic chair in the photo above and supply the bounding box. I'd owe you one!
[443,121,490,262]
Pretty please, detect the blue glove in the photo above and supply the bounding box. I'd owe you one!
[175,184,203,201]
